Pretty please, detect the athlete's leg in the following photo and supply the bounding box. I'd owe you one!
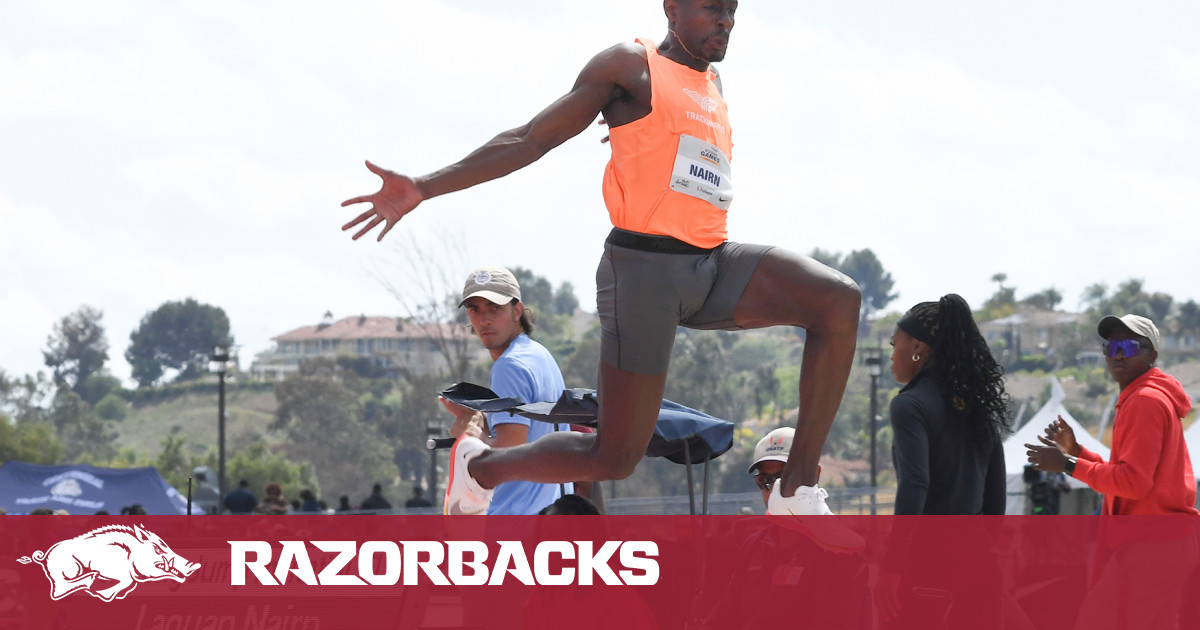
[466,362,666,487]
[732,248,860,493]
[462,236,681,492]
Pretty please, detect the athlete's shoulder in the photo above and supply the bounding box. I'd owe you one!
[584,41,650,76]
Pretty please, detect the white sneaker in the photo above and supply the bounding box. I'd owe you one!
[443,436,493,516]
[766,484,865,553]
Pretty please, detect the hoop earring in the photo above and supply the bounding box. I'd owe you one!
[912,354,921,363]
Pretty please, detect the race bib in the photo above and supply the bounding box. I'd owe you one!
[669,134,733,211]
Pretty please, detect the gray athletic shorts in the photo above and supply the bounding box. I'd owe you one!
[597,228,774,374]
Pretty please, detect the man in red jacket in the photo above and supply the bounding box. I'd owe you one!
[1026,314,1198,630]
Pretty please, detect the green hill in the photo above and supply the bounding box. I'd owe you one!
[116,384,282,460]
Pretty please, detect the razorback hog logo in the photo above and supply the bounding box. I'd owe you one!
[17,524,200,602]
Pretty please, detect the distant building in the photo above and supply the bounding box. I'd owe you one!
[980,309,1084,355]
[249,311,484,381]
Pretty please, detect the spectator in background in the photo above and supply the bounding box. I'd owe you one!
[404,485,433,509]
[223,479,257,514]
[335,495,354,513]
[120,504,147,516]
[537,494,601,515]
[1026,314,1198,630]
[359,483,392,513]
[256,482,290,515]
[298,489,322,513]
[440,266,572,515]
[875,294,1008,628]
[697,426,869,629]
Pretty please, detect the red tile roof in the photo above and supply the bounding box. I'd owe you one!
[272,315,460,342]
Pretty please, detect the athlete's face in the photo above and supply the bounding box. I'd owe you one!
[464,296,524,357]
[669,0,736,62]
[752,460,783,508]
[889,328,927,385]
[1103,327,1156,390]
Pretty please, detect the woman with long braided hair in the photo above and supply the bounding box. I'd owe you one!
[875,294,1012,628]
[888,293,1010,514]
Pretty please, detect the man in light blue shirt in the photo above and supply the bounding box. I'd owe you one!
[441,265,572,515]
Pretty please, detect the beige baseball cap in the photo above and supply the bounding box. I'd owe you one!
[459,266,521,307]
[1098,314,1161,353]
[747,427,794,474]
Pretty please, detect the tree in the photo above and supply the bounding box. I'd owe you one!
[42,305,109,391]
[561,322,601,388]
[1080,279,1173,324]
[272,358,398,498]
[0,413,63,465]
[509,266,583,363]
[126,298,233,387]
[1021,287,1064,311]
[978,273,1017,321]
[47,385,117,463]
[376,231,478,382]
[0,370,52,425]
[808,248,897,337]
[226,443,317,501]
[665,331,748,424]
[840,249,898,319]
[1080,283,1109,312]
[391,371,450,485]
[554,282,580,317]
[75,371,124,406]
[1173,300,1200,340]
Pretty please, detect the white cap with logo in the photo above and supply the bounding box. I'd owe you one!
[459,266,522,307]
[1098,314,1161,353]
[747,427,794,474]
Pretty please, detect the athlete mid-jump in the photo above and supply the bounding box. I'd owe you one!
[343,0,862,549]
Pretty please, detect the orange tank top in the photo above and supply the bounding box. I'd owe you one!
[602,39,734,248]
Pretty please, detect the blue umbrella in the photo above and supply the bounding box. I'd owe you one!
[438,383,734,514]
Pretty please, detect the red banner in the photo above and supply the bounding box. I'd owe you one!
[3,515,1198,629]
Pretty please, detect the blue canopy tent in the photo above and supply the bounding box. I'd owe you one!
[0,462,191,515]
[438,383,734,514]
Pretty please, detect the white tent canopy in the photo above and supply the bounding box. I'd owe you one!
[1183,416,1200,475]
[1003,376,1110,514]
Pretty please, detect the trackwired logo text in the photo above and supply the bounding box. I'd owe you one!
[229,540,659,586]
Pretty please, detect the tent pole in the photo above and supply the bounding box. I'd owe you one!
[684,439,695,515]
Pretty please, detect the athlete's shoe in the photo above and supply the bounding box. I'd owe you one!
[766,483,865,553]
[443,436,493,516]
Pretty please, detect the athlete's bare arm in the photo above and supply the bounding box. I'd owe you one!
[341,43,652,241]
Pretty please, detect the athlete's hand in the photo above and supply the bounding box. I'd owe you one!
[341,160,424,241]
[597,117,610,144]
[1042,415,1080,457]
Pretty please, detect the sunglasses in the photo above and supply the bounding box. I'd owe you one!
[1102,339,1149,358]
[754,472,781,492]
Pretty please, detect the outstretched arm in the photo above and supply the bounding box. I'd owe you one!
[341,44,643,241]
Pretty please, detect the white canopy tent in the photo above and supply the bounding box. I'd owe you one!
[1183,416,1200,478]
[1003,376,1110,514]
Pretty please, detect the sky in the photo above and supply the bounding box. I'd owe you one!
[2,1,1198,385]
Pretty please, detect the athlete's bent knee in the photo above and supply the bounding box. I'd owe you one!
[819,272,861,323]
[592,450,641,481]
